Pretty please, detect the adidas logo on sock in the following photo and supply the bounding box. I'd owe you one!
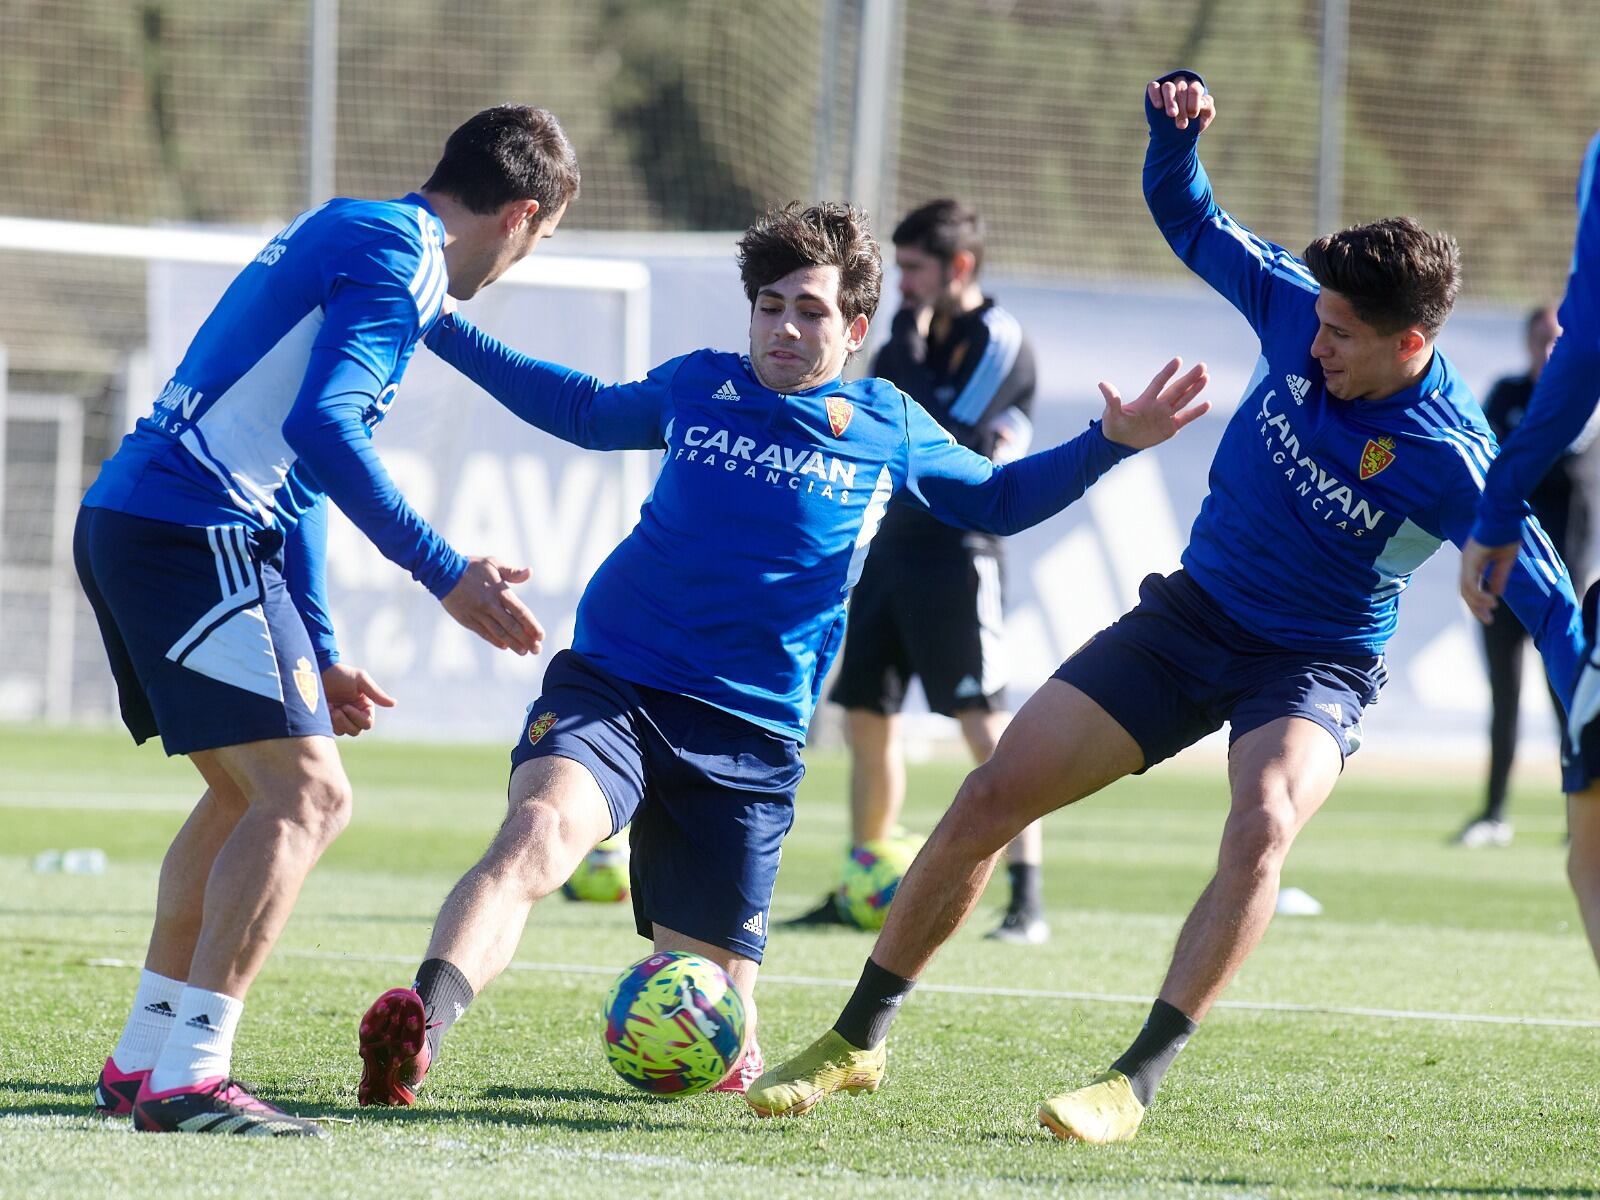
[713,379,741,403]
[185,1012,218,1031]
[742,911,765,936]
[1286,373,1311,404]
[144,1000,176,1017]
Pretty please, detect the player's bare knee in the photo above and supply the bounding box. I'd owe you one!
[295,771,354,847]
[1221,800,1296,878]
[485,798,585,898]
[943,766,1021,857]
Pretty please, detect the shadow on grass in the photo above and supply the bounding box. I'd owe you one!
[1162,1182,1600,1199]
[304,1082,707,1133]
[0,1079,95,1119]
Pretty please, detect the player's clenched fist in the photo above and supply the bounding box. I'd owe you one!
[1147,75,1215,133]
[441,555,545,655]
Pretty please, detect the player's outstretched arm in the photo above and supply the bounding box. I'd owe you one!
[282,295,546,656]
[426,312,672,451]
[1467,132,1600,612]
[903,358,1208,536]
[1144,71,1317,332]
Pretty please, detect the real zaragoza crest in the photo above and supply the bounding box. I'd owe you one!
[825,396,853,437]
[1359,436,1396,481]
[293,656,319,712]
[527,711,558,746]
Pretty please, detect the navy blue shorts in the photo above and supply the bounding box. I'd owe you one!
[74,506,332,756]
[830,544,1007,716]
[1054,570,1386,771]
[510,650,803,961]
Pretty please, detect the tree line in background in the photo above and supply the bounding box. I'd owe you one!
[3,0,1599,300]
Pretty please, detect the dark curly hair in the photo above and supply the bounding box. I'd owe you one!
[737,202,883,325]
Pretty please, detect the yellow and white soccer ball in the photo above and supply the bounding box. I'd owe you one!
[835,833,924,930]
[601,951,746,1096]
[562,832,631,903]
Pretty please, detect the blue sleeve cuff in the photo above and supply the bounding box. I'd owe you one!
[423,549,470,600]
[1093,418,1142,462]
[1145,68,1208,133]
[1469,510,1526,550]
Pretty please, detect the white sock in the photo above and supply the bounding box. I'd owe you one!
[110,969,184,1073]
[147,986,244,1093]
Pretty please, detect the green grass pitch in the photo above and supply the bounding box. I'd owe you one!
[1,724,1596,1198]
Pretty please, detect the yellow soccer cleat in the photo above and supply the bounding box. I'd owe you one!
[1037,1069,1146,1143]
[744,1030,886,1118]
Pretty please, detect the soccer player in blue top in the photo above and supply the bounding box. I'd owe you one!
[77,106,579,1135]
[353,201,1210,1106]
[1460,130,1600,971]
[750,73,1588,1142]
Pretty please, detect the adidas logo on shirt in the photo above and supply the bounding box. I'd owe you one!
[742,911,765,936]
[1286,374,1311,405]
[713,379,741,403]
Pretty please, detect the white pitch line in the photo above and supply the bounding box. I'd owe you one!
[85,949,1600,1030]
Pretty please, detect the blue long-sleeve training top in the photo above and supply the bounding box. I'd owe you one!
[81,194,466,669]
[1145,72,1583,698]
[427,313,1139,740]
[1474,131,1600,549]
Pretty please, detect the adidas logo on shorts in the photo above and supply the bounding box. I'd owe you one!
[713,379,741,403]
[742,911,765,936]
[1314,701,1344,724]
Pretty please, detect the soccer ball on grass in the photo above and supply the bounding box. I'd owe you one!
[601,951,745,1096]
[835,834,924,930]
[562,832,631,903]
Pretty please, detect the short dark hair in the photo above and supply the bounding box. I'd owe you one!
[423,105,580,217]
[736,202,883,324]
[1303,217,1461,338]
[892,198,985,273]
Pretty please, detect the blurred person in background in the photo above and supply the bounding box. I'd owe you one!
[787,199,1051,944]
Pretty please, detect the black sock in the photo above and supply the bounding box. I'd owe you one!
[832,958,916,1050]
[1007,862,1042,915]
[1110,999,1197,1107]
[412,958,475,1060]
